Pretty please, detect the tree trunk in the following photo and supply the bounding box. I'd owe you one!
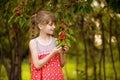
[90,32,97,80]
[115,19,120,62]
[75,36,80,80]
[0,24,12,79]
[0,43,10,79]
[99,14,106,80]
[14,26,22,80]
[9,24,22,80]
[116,36,120,62]
[109,18,118,80]
[79,15,88,80]
[101,18,106,80]
[73,27,81,80]
[98,57,102,80]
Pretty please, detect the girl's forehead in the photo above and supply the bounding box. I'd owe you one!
[48,20,55,24]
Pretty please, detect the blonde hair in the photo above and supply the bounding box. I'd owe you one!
[30,10,56,39]
[32,11,56,25]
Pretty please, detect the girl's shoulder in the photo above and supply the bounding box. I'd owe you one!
[51,36,58,46]
[29,37,37,45]
[51,36,56,39]
[51,36,57,42]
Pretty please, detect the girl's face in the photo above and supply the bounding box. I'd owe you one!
[40,21,56,35]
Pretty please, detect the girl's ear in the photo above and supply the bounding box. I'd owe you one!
[38,23,43,30]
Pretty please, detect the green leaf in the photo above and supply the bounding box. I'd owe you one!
[19,17,26,28]
[70,36,76,42]
[8,14,15,23]
[87,0,93,4]
[66,33,71,38]
[14,16,19,22]
[53,0,58,5]
[68,28,74,34]
[58,40,65,47]
[65,39,71,47]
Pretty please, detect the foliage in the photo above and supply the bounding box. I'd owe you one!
[0,0,120,80]
[106,0,120,13]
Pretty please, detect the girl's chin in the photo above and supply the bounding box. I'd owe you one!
[47,32,54,35]
[50,31,54,34]
[46,31,54,35]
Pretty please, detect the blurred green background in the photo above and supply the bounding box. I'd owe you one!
[0,0,120,80]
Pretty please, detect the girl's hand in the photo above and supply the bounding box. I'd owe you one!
[51,46,64,55]
[62,44,69,52]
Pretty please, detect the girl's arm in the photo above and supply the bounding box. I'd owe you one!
[59,45,69,67]
[59,53,66,67]
[29,40,63,69]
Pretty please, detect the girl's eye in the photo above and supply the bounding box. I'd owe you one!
[49,22,55,26]
[49,23,52,26]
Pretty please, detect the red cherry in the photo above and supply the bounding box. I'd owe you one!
[13,27,18,32]
[15,8,19,12]
[86,23,91,28]
[59,25,65,30]
[21,1,24,5]
[92,14,98,20]
[53,5,57,10]
[16,10,21,16]
[65,3,71,8]
[60,19,64,23]
[59,32,66,41]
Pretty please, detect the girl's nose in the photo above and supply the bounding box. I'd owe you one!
[52,24,55,29]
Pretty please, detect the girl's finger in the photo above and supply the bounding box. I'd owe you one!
[56,46,61,49]
[63,46,69,51]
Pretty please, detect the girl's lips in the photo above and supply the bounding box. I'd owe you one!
[51,29,54,32]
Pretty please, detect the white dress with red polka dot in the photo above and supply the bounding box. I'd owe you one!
[31,37,64,80]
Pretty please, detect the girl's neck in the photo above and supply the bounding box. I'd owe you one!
[39,32,51,40]
[38,32,52,45]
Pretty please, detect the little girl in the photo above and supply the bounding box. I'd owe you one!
[29,10,69,80]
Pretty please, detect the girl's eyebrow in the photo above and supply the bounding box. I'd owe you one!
[48,21,55,25]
